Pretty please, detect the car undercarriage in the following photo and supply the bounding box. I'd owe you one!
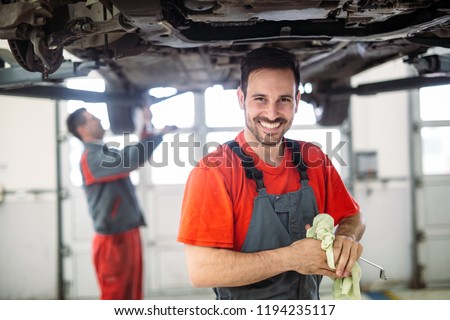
[1,0,450,131]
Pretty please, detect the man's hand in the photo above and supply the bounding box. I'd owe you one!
[140,106,177,136]
[142,107,152,128]
[161,125,178,135]
[333,212,365,277]
[333,235,363,278]
[305,212,365,278]
[286,238,337,278]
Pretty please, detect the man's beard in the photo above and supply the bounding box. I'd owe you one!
[245,113,290,147]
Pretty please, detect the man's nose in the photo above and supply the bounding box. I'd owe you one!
[265,102,279,120]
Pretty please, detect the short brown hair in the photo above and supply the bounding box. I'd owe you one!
[66,108,87,141]
[240,47,300,95]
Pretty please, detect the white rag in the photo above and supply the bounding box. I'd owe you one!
[306,213,362,300]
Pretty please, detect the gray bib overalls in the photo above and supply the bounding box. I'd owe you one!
[214,139,322,300]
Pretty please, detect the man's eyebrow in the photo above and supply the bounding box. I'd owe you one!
[250,93,266,97]
[249,93,294,99]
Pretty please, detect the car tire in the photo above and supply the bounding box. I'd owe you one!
[302,79,351,126]
[102,74,143,135]
[107,103,136,135]
[312,94,350,126]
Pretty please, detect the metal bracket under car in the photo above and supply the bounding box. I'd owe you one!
[343,54,450,96]
[0,0,135,79]
[0,0,63,77]
[0,58,148,107]
[301,54,450,125]
[0,59,98,88]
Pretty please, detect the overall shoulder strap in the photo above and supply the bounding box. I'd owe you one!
[285,138,309,181]
[224,140,264,190]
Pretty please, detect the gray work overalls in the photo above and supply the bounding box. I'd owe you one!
[213,139,322,300]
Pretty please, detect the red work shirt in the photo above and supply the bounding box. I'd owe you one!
[177,131,360,251]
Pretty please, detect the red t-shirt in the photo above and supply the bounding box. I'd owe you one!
[177,131,360,251]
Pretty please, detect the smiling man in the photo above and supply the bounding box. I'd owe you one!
[177,47,365,300]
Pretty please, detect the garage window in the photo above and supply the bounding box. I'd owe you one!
[420,127,450,175]
[149,93,196,185]
[419,84,450,175]
[205,85,244,128]
[206,131,241,152]
[150,92,195,129]
[420,84,450,121]
[150,132,198,184]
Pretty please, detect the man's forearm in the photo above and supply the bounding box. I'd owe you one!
[185,245,289,288]
[335,212,365,241]
[184,238,336,288]
[118,134,163,169]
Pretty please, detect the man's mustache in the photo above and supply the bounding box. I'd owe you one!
[256,117,287,124]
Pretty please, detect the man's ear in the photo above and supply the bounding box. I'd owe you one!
[237,86,245,110]
[76,125,87,141]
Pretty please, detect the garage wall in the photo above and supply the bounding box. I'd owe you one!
[351,58,414,289]
[0,97,58,299]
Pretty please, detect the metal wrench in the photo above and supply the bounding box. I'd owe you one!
[359,257,388,280]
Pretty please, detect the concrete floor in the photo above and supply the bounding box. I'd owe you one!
[145,271,450,300]
[146,286,450,300]
[381,287,450,300]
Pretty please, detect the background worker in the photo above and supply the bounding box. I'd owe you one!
[66,106,176,299]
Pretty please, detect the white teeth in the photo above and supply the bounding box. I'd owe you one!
[260,121,281,129]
